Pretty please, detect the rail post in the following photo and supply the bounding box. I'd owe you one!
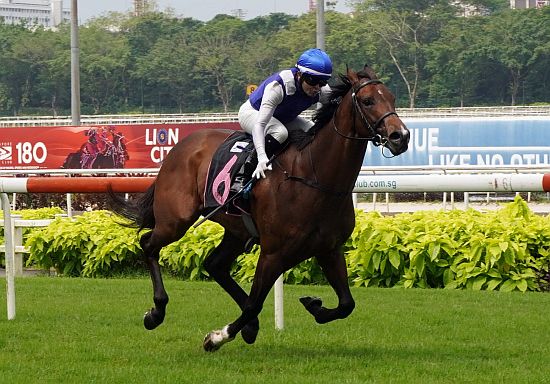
[1,193,16,320]
[274,275,284,330]
[11,215,23,276]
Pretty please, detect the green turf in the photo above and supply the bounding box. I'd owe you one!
[1,277,550,383]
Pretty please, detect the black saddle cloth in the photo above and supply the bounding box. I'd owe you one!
[204,131,254,214]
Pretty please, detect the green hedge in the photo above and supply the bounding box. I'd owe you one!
[346,197,550,292]
[0,207,64,266]
[4,197,550,291]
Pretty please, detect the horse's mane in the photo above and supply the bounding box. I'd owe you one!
[288,68,374,150]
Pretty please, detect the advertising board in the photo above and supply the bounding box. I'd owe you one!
[1,116,549,170]
[0,122,240,170]
[364,116,550,167]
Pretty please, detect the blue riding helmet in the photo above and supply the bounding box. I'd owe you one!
[296,48,332,80]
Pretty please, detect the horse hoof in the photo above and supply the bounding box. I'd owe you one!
[299,296,323,312]
[241,322,259,345]
[203,332,222,352]
[143,309,162,330]
[203,326,234,352]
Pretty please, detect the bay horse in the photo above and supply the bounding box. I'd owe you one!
[60,151,116,169]
[109,65,410,352]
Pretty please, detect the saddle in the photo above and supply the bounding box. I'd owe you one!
[202,131,287,246]
[204,131,257,215]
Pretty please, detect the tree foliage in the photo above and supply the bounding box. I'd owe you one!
[0,2,549,116]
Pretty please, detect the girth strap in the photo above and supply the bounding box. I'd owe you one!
[241,213,259,239]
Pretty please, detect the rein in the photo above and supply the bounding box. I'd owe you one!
[276,159,352,198]
[278,78,399,197]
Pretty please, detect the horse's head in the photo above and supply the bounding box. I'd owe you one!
[344,65,409,156]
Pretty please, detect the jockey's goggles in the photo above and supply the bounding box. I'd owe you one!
[302,73,328,87]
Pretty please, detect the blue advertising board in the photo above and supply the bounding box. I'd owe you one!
[363,117,550,167]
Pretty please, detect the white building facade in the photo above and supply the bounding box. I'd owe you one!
[510,0,550,8]
[0,0,69,28]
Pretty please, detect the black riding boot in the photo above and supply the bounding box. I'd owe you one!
[231,150,256,194]
[264,134,285,158]
[230,134,285,194]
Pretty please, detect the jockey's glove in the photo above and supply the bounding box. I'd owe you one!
[253,152,272,179]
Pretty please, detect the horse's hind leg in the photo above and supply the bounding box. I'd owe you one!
[140,230,170,330]
[203,232,260,344]
[141,217,197,330]
[300,248,355,324]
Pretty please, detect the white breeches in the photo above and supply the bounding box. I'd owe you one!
[238,101,314,144]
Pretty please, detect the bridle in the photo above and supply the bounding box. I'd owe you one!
[279,78,402,196]
[332,79,398,148]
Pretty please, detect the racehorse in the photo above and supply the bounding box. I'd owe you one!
[61,128,126,169]
[61,151,116,169]
[109,65,410,352]
[110,130,129,168]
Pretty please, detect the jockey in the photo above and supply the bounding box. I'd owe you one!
[238,48,333,179]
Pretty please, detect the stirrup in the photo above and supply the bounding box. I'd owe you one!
[230,175,248,194]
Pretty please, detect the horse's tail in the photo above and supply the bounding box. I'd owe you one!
[108,183,156,231]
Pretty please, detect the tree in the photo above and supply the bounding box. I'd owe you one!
[524,7,550,102]
[358,9,424,108]
[354,1,457,108]
[122,12,183,57]
[0,22,34,115]
[32,26,71,115]
[270,13,317,67]
[324,11,378,74]
[134,31,200,113]
[239,13,297,85]
[460,0,508,14]
[78,25,130,113]
[119,13,203,112]
[193,16,248,112]
[357,0,454,13]
[482,9,545,105]
[425,17,488,106]
[2,4,550,115]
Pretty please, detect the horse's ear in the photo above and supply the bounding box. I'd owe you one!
[346,64,359,82]
[363,64,378,80]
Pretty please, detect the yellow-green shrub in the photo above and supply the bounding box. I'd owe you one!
[19,197,550,291]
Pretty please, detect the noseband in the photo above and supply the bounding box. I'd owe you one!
[333,79,398,146]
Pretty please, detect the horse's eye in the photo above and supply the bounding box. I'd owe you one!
[362,98,375,107]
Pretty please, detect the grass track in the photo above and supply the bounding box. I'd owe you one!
[1,277,550,383]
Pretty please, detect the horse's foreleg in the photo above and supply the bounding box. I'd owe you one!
[203,254,282,352]
[140,231,169,330]
[300,249,355,324]
[203,232,260,344]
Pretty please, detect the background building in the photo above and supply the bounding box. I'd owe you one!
[133,0,156,17]
[510,0,550,8]
[0,0,69,28]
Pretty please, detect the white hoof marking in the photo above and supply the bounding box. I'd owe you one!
[205,325,234,351]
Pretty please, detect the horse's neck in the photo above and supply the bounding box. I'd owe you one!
[307,115,368,190]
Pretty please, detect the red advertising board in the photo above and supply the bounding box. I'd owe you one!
[0,122,240,170]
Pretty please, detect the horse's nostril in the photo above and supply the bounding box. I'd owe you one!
[389,129,410,144]
[389,131,402,143]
